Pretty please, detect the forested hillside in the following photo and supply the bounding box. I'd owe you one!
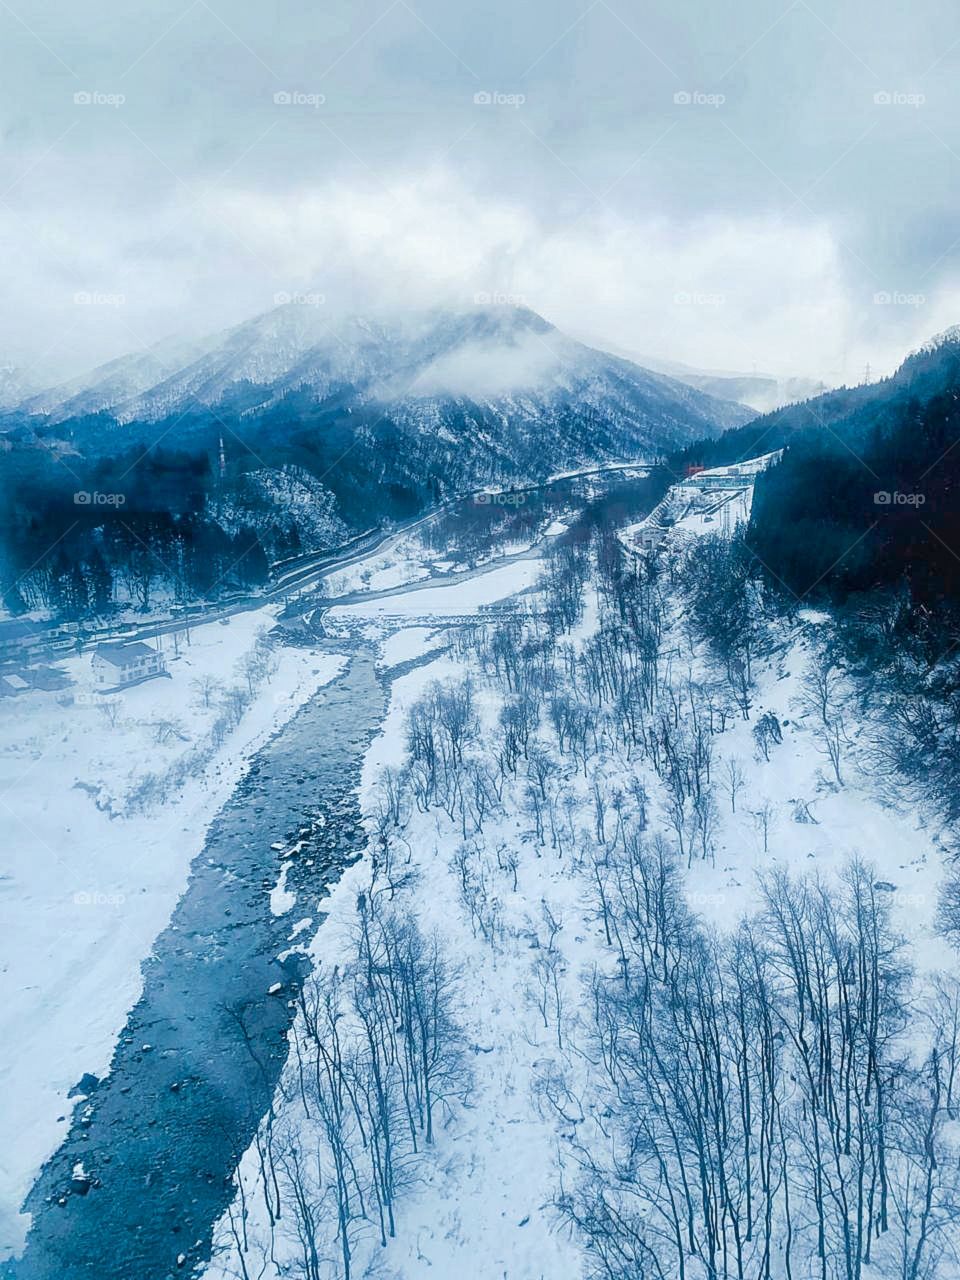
[0,306,747,620]
[669,329,960,633]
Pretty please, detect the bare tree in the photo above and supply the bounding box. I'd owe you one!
[751,799,776,854]
[191,672,224,710]
[723,757,746,814]
[799,648,849,785]
[752,711,783,763]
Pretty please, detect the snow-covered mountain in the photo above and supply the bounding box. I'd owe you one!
[16,304,753,449]
[0,305,756,588]
[19,332,223,422]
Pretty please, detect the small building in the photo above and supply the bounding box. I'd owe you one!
[92,641,167,689]
[635,526,668,551]
[688,471,747,490]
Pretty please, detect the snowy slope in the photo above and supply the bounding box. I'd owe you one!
[203,459,956,1280]
[15,304,753,444]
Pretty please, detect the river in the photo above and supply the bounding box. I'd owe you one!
[8,644,388,1280]
[6,466,662,1280]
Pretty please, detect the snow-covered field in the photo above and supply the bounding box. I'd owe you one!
[327,558,542,623]
[321,521,561,602]
[320,532,435,597]
[0,607,344,1257]
[378,625,452,669]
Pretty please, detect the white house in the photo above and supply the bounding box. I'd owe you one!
[92,641,167,689]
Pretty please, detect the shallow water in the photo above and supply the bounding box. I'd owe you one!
[10,645,385,1280]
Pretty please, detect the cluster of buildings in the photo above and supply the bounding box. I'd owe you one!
[0,618,168,700]
[0,620,69,698]
[621,454,783,562]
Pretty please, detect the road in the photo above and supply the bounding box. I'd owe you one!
[44,460,652,659]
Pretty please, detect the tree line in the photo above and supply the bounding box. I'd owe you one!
[217,489,960,1279]
[217,893,469,1280]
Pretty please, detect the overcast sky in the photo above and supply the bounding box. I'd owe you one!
[2,0,959,388]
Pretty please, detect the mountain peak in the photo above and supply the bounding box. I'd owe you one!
[7,302,751,442]
[920,322,960,349]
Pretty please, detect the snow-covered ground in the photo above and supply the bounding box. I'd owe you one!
[321,520,563,602]
[378,625,452,669]
[0,607,344,1257]
[271,637,947,1280]
[204,461,957,1280]
[326,558,541,623]
[320,532,435,597]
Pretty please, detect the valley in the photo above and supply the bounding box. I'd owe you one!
[5,2,960,1275]
[5,431,960,1280]
[0,469,661,1278]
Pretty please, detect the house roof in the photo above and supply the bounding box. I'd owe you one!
[94,642,161,667]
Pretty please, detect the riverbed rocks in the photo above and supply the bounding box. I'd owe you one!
[15,649,388,1280]
[67,1073,100,1100]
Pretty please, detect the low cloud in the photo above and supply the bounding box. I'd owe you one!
[403,330,565,401]
[2,165,958,392]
